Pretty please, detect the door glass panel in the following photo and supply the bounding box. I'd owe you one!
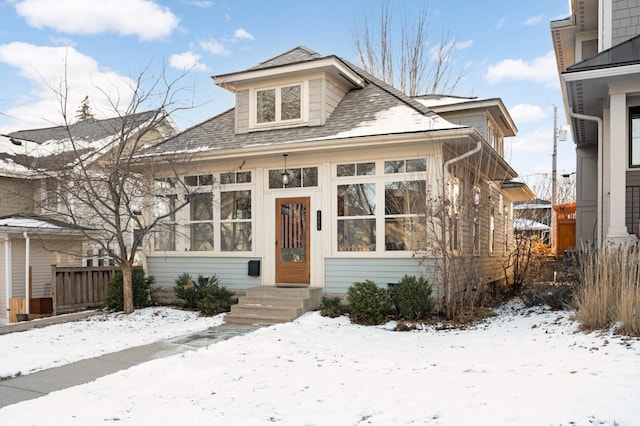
[280,203,306,263]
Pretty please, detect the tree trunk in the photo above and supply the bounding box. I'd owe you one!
[121,261,134,314]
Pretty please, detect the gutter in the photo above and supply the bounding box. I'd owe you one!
[23,232,30,316]
[568,111,603,246]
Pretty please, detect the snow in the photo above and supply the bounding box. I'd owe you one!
[1,301,639,425]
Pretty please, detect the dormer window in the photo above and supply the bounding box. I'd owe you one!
[252,82,305,128]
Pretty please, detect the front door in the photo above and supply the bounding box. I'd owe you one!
[275,197,310,285]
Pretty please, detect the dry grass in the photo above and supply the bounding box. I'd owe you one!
[574,245,640,336]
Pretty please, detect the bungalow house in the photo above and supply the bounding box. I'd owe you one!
[0,110,178,322]
[138,46,533,323]
[551,0,640,246]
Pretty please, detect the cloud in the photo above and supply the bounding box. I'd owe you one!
[496,17,506,29]
[0,42,136,130]
[523,15,543,26]
[509,104,547,124]
[169,52,209,72]
[485,50,558,87]
[233,28,254,41]
[185,0,213,7]
[455,40,473,50]
[199,39,231,56]
[13,0,178,41]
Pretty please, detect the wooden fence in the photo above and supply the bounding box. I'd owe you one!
[51,265,119,315]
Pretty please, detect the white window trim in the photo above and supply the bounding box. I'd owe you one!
[249,81,308,130]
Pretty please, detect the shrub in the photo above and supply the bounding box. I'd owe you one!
[174,273,235,316]
[520,282,575,310]
[347,280,392,325]
[197,285,237,316]
[389,275,434,321]
[104,267,154,311]
[318,296,345,318]
[575,245,640,335]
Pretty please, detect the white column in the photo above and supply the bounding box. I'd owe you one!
[606,92,632,241]
[4,237,11,320]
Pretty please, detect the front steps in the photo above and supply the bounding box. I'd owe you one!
[225,286,323,325]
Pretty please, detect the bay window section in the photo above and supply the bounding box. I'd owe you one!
[220,190,252,251]
[154,194,176,251]
[631,107,640,167]
[337,183,376,251]
[189,193,214,251]
[384,180,427,251]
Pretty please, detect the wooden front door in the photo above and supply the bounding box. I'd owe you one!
[275,197,310,285]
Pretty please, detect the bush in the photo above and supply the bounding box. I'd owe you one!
[197,285,237,316]
[347,280,392,325]
[174,273,235,316]
[389,275,434,321]
[318,296,345,318]
[520,282,575,310]
[104,267,154,311]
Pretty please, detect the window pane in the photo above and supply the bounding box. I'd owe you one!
[385,217,426,251]
[337,164,355,177]
[220,222,252,251]
[286,168,302,188]
[338,219,376,251]
[338,183,376,216]
[633,115,640,166]
[191,223,213,251]
[257,88,276,123]
[406,158,426,172]
[221,190,251,220]
[357,162,376,175]
[237,171,251,183]
[220,172,235,185]
[269,169,284,189]
[185,175,198,186]
[384,160,404,174]
[385,180,426,215]
[281,85,301,120]
[303,167,318,187]
[199,174,214,185]
[155,194,176,221]
[190,193,213,220]
[154,223,175,251]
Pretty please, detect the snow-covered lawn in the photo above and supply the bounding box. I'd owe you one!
[0,308,224,378]
[1,301,639,425]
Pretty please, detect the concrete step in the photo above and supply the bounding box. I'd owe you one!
[224,286,323,325]
[230,304,304,318]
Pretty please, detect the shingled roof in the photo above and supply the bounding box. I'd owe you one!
[141,47,461,159]
[1,109,173,175]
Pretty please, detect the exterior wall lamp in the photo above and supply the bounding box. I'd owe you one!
[281,153,290,186]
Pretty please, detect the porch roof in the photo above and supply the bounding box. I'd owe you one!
[0,214,91,237]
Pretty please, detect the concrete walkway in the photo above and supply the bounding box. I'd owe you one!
[0,322,261,408]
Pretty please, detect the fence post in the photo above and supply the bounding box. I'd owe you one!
[51,264,57,316]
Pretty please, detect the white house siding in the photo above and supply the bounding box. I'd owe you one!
[324,76,348,124]
[308,78,323,126]
[576,146,599,244]
[0,177,34,216]
[146,256,262,292]
[324,257,431,294]
[612,0,640,46]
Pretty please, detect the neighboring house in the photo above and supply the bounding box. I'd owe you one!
[514,199,553,246]
[0,111,178,322]
[139,46,533,305]
[551,0,640,246]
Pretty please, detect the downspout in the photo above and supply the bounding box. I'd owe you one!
[443,138,483,186]
[568,111,603,246]
[23,232,30,316]
[4,237,11,320]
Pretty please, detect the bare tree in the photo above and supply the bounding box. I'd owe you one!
[37,66,196,314]
[353,1,465,96]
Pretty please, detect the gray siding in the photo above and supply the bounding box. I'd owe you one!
[0,177,34,216]
[325,78,347,123]
[444,113,487,140]
[324,257,430,293]
[147,256,262,291]
[235,89,250,134]
[308,78,323,126]
[612,0,640,45]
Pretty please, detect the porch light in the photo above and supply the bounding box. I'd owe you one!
[281,154,290,186]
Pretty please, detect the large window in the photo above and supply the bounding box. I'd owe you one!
[154,194,176,251]
[220,190,252,251]
[337,183,376,251]
[256,84,301,125]
[189,193,214,251]
[384,180,427,251]
[630,107,640,167]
